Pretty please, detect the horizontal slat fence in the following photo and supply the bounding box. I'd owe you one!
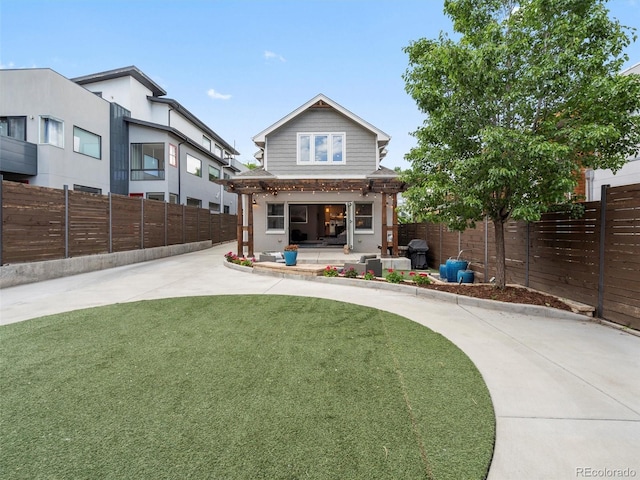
[399,183,640,330]
[1,181,237,265]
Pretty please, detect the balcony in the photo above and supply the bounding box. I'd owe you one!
[0,136,37,175]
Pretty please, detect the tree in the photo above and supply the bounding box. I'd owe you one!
[403,0,640,288]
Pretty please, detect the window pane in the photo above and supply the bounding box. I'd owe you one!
[267,203,285,230]
[355,203,373,230]
[203,136,212,151]
[315,135,328,162]
[187,154,202,176]
[299,135,310,162]
[0,117,26,140]
[267,203,284,216]
[332,135,343,162]
[169,144,177,167]
[355,204,372,215]
[40,117,63,147]
[131,143,164,180]
[73,126,101,159]
[209,165,220,181]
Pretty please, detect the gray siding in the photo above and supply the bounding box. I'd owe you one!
[265,108,377,176]
[0,136,37,175]
[110,103,130,195]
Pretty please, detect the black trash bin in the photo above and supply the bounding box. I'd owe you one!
[407,239,429,269]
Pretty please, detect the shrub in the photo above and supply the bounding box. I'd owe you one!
[385,269,405,284]
[224,252,254,267]
[323,266,339,277]
[410,271,431,286]
[343,267,358,278]
[363,270,377,280]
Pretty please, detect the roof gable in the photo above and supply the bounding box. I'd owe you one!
[252,94,390,149]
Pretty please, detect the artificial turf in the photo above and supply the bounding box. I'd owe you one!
[1,295,494,479]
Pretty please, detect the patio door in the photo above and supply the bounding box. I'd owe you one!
[346,201,355,250]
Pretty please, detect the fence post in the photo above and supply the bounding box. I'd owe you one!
[484,216,489,282]
[597,184,609,318]
[108,193,113,253]
[64,185,69,258]
[165,202,168,246]
[525,221,530,287]
[0,175,3,266]
[140,197,144,249]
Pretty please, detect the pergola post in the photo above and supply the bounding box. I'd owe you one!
[247,195,254,258]
[391,193,399,257]
[381,192,388,257]
[236,193,244,256]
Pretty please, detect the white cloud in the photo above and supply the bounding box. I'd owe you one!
[207,89,232,100]
[264,50,286,62]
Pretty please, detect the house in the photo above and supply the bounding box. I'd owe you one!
[0,66,243,213]
[585,61,640,201]
[218,94,407,257]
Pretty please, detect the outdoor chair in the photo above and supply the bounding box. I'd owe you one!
[343,255,382,277]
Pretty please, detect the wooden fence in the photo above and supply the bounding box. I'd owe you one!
[0,181,237,265]
[399,183,640,330]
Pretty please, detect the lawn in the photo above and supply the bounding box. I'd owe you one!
[1,295,494,479]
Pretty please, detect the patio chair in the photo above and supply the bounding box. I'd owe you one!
[343,255,382,277]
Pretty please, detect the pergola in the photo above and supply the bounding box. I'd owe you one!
[216,176,407,258]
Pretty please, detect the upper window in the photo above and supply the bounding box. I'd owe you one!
[131,143,165,180]
[187,154,202,177]
[209,165,220,182]
[0,116,26,141]
[214,144,223,158]
[203,136,212,151]
[298,133,345,164]
[354,203,373,231]
[40,116,64,147]
[73,126,101,159]
[169,143,177,167]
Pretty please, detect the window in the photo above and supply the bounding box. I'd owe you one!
[131,143,165,180]
[169,193,179,204]
[355,203,373,231]
[267,203,285,231]
[0,116,26,140]
[73,126,101,159]
[203,136,212,151]
[209,202,221,213]
[223,205,230,214]
[147,192,164,201]
[40,116,64,147]
[73,184,102,195]
[214,144,223,158]
[169,144,177,167]
[209,165,220,182]
[187,154,202,177]
[297,133,345,164]
[186,197,202,208]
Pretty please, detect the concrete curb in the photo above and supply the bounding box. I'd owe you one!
[0,241,213,288]
[224,261,590,321]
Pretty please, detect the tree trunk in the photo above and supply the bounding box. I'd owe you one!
[493,218,507,289]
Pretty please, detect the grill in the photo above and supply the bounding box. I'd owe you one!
[407,239,429,269]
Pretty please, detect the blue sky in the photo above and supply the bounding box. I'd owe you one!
[1,0,639,170]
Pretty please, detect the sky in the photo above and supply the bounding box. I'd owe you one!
[1,0,639,171]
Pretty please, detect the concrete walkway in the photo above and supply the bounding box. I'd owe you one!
[1,242,639,480]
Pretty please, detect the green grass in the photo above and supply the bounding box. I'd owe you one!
[1,295,494,479]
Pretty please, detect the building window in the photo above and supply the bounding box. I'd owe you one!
[40,116,64,147]
[203,136,212,151]
[186,197,202,208]
[187,154,202,177]
[355,203,373,231]
[169,193,179,204]
[73,126,101,159]
[147,192,164,201]
[0,116,26,141]
[214,144,223,158]
[131,143,165,180]
[209,202,221,213]
[73,184,102,195]
[267,203,285,231]
[169,143,177,167]
[223,205,230,214]
[297,133,345,164]
[209,165,220,182]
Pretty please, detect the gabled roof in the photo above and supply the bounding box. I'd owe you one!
[252,94,391,151]
[72,65,167,97]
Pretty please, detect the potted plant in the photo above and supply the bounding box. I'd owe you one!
[283,244,298,266]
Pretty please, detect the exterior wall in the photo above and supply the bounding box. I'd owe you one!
[81,76,154,120]
[265,108,377,177]
[251,191,384,253]
[0,69,111,193]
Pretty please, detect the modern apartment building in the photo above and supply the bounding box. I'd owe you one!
[0,66,243,213]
